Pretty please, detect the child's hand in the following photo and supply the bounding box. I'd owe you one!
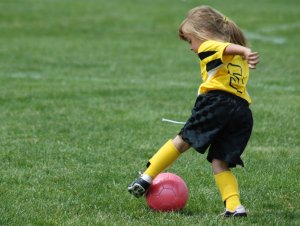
[223,44,260,69]
[244,50,259,69]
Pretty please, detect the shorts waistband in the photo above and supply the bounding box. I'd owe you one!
[207,90,249,106]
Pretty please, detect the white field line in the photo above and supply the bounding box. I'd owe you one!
[245,31,286,44]
[10,72,42,79]
[245,22,300,45]
[257,22,300,33]
[161,118,186,125]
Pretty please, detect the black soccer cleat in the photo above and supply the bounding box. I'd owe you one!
[221,205,247,217]
[128,177,151,198]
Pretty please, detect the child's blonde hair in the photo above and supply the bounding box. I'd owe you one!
[179,6,248,47]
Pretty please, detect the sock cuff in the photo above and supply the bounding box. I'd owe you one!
[145,139,181,179]
[166,139,181,156]
[214,170,232,180]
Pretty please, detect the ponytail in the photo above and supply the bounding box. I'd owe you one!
[223,18,248,47]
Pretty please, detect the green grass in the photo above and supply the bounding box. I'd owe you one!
[0,0,299,225]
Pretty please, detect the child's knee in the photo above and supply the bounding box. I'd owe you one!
[172,135,190,153]
[212,159,229,174]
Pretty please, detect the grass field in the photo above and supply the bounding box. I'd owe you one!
[0,0,299,225]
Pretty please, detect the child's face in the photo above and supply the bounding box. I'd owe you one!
[184,34,203,54]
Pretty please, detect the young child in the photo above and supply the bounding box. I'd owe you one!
[128,5,259,217]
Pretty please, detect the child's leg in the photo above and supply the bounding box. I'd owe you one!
[128,135,190,197]
[212,159,241,212]
[143,135,190,180]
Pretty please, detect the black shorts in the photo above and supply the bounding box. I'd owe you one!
[179,91,253,167]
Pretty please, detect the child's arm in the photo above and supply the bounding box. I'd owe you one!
[224,44,260,69]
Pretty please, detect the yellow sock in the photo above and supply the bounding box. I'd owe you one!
[144,140,181,179]
[214,171,241,212]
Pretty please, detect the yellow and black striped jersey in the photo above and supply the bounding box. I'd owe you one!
[197,40,251,103]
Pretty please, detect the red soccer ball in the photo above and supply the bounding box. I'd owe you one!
[146,173,188,212]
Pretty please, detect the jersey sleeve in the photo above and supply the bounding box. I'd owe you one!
[197,40,230,71]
